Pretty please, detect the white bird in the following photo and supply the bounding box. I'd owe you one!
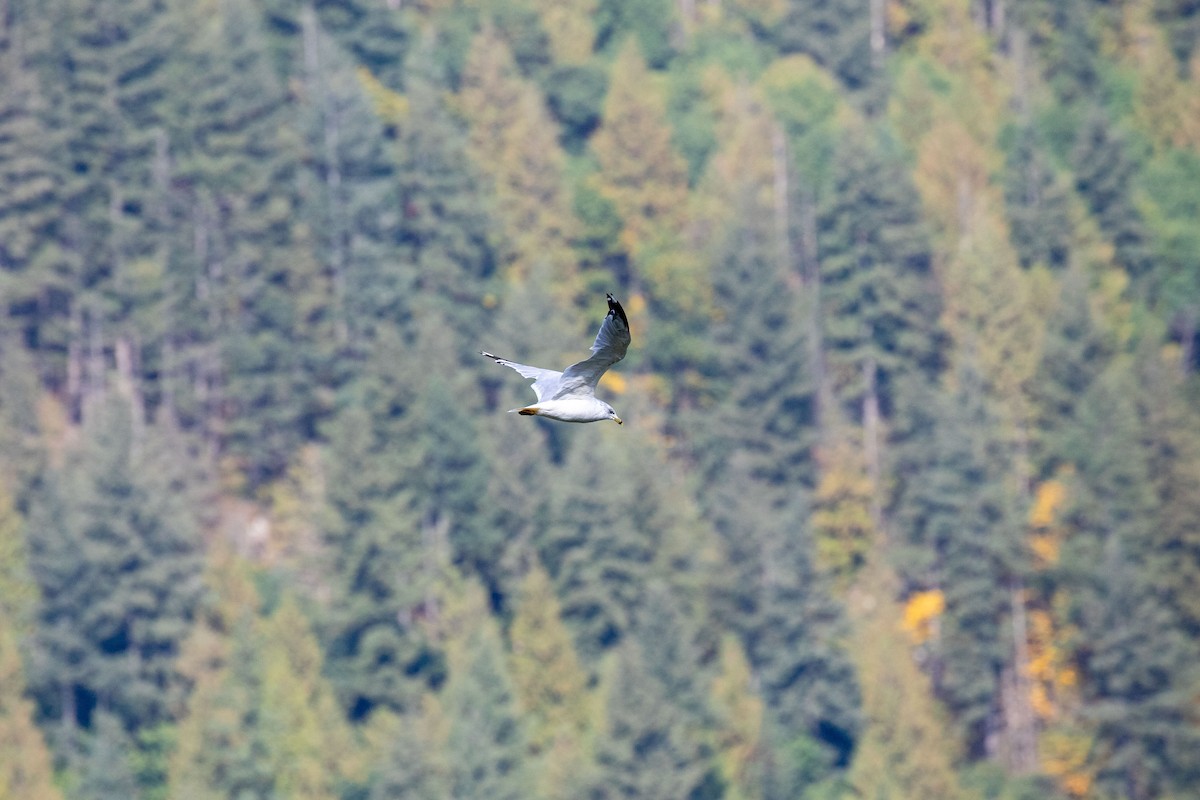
[482,293,631,425]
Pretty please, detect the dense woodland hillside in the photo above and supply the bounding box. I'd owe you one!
[1,0,1199,798]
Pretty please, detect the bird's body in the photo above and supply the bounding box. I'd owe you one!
[482,293,631,425]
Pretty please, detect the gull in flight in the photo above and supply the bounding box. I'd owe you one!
[482,293,630,425]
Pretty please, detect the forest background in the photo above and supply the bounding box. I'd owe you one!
[1,0,1199,798]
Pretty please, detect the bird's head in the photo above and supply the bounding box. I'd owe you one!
[605,403,623,425]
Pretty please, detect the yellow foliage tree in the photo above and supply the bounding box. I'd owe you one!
[811,426,875,582]
[532,0,596,64]
[901,589,945,646]
[847,564,970,800]
[591,38,689,262]
[259,596,363,800]
[0,626,62,800]
[1120,0,1200,150]
[710,636,765,800]
[508,559,597,798]
[460,26,580,297]
[0,486,61,800]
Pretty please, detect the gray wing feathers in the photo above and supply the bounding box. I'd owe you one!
[557,294,631,396]
[480,352,562,402]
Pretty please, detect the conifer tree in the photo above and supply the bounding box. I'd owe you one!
[1071,108,1152,278]
[171,584,358,800]
[168,614,276,800]
[0,485,61,800]
[320,355,441,718]
[0,342,43,494]
[1134,349,1200,633]
[817,126,939,424]
[846,563,969,800]
[439,578,532,800]
[586,584,717,800]
[1054,359,1200,797]
[892,364,1027,760]
[294,7,399,368]
[591,38,688,266]
[167,0,319,483]
[26,396,204,749]
[507,558,595,797]
[533,0,597,64]
[710,636,766,800]
[0,626,62,800]
[391,36,495,351]
[459,26,580,293]
[76,712,141,800]
[771,0,873,89]
[0,43,59,357]
[540,427,656,662]
[367,698,451,800]
[1003,124,1074,272]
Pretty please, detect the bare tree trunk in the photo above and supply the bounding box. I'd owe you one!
[83,305,106,425]
[1005,580,1038,772]
[114,335,145,440]
[1002,423,1038,772]
[869,0,886,66]
[67,301,83,423]
[990,0,1006,37]
[771,124,792,288]
[303,5,350,346]
[862,354,884,539]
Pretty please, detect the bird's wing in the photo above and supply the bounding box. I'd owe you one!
[555,294,631,398]
[481,352,563,402]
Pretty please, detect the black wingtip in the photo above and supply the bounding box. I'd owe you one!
[606,293,629,329]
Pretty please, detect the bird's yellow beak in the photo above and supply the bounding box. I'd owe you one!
[614,416,623,425]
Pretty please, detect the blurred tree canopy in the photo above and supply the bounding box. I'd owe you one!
[0,0,1199,797]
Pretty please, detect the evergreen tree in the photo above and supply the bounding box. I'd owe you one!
[171,585,358,800]
[846,563,969,800]
[391,36,496,351]
[167,0,320,484]
[168,614,276,800]
[1134,348,1200,633]
[0,41,59,357]
[26,397,204,749]
[258,596,361,800]
[533,0,597,64]
[294,6,399,370]
[507,558,595,797]
[459,25,580,293]
[749,512,861,790]
[590,38,688,269]
[1056,359,1200,797]
[75,712,141,800]
[1071,554,1200,800]
[1003,124,1074,272]
[0,341,43,495]
[319,372,441,718]
[1026,264,1110,471]
[1071,107,1152,278]
[594,0,676,68]
[891,365,1027,761]
[540,427,657,662]
[769,0,873,89]
[817,127,939,422]
[439,577,531,800]
[0,625,62,800]
[0,485,61,800]
[709,636,766,800]
[586,584,717,800]
[367,698,451,800]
